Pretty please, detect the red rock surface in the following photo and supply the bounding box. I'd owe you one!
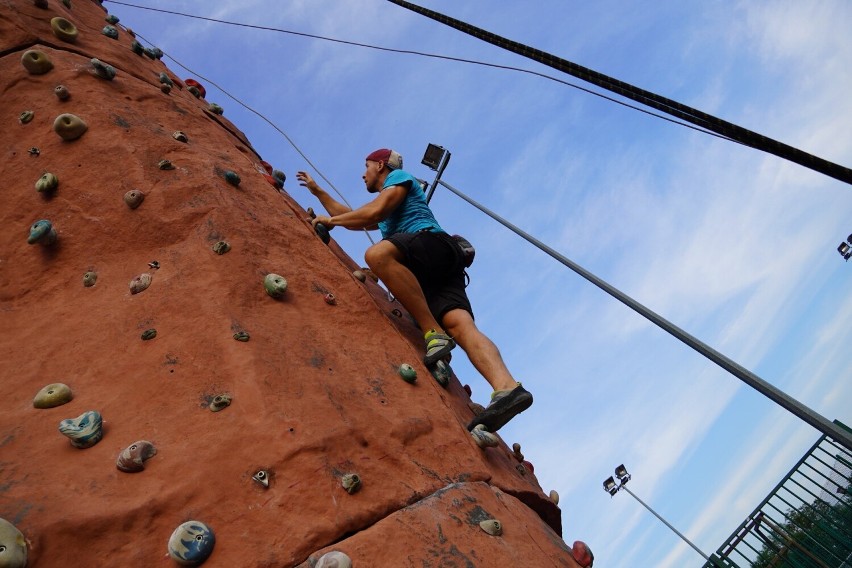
[0,1,584,566]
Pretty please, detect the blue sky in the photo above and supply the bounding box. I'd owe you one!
[107,1,852,565]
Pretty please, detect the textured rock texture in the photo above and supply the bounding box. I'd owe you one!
[0,1,583,566]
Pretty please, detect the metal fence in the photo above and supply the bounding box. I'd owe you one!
[703,420,852,568]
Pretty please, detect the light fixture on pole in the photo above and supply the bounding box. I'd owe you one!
[603,465,725,567]
[421,143,451,204]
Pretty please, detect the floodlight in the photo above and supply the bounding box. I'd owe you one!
[421,143,446,171]
[838,242,852,260]
[603,476,618,495]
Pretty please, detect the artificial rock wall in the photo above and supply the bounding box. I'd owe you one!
[0,0,588,566]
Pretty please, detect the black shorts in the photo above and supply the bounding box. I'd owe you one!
[386,231,473,323]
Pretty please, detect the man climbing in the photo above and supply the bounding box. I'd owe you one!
[296,148,532,433]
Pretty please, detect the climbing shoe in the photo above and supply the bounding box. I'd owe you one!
[466,384,533,433]
[423,329,455,366]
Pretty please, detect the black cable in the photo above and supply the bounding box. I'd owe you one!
[386,0,852,186]
[103,0,739,145]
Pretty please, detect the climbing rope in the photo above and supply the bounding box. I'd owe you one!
[385,0,852,187]
[435,178,852,452]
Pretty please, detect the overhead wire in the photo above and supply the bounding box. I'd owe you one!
[104,0,741,145]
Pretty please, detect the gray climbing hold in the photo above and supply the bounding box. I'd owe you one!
[105,14,119,24]
[90,58,115,80]
[0,517,27,568]
[173,131,188,143]
[187,86,201,98]
[314,223,330,244]
[479,519,503,536]
[54,84,71,101]
[33,383,73,409]
[252,470,269,488]
[341,473,361,495]
[223,170,240,186]
[470,424,499,448]
[158,159,175,170]
[211,241,230,255]
[35,172,58,193]
[167,520,215,566]
[511,442,524,462]
[83,271,97,287]
[131,40,144,55]
[116,440,157,473]
[263,273,287,299]
[207,103,223,115]
[21,49,53,74]
[209,394,231,412]
[549,489,559,505]
[28,147,40,157]
[430,359,450,387]
[19,110,34,124]
[352,270,366,282]
[159,72,173,88]
[54,113,88,141]
[27,219,57,245]
[101,24,118,39]
[324,293,336,305]
[58,410,103,448]
[316,551,352,568]
[141,329,157,341]
[398,363,417,384]
[233,331,250,342]
[129,273,153,294]
[34,0,48,8]
[124,189,145,209]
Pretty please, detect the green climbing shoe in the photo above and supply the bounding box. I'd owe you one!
[423,329,455,366]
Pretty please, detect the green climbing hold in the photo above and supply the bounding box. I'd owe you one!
[187,86,201,98]
[141,329,157,341]
[105,14,119,24]
[19,110,34,124]
[90,58,115,80]
[209,394,232,412]
[159,72,173,88]
[101,25,118,39]
[399,363,417,384]
[224,170,241,186]
[342,473,361,494]
[263,273,288,299]
[54,113,88,141]
[50,17,78,42]
[212,241,230,255]
[21,50,53,75]
[131,40,144,55]
[233,331,250,342]
[35,172,59,193]
[83,271,97,287]
[207,103,224,115]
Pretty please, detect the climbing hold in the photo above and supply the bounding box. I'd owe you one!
[398,363,417,384]
[173,131,188,143]
[479,519,503,536]
[511,442,524,462]
[82,271,97,287]
[141,329,157,341]
[430,359,450,388]
[19,110,34,124]
[187,86,201,98]
[101,24,118,39]
[125,28,135,37]
[263,274,287,299]
[90,58,115,80]
[470,424,499,448]
[50,17,78,42]
[184,79,206,98]
[0,518,27,568]
[391,308,402,318]
[324,293,336,305]
[362,268,379,282]
[33,383,73,409]
[160,84,171,95]
[272,170,286,185]
[35,172,58,193]
[54,84,71,101]
[28,147,40,156]
[148,260,160,270]
[130,40,144,55]
[124,189,145,209]
[105,14,119,24]
[34,0,48,8]
[233,331,250,342]
[54,113,88,141]
[223,170,240,186]
[129,273,153,295]
[116,440,157,472]
[159,72,173,88]
[314,223,330,244]
[211,241,230,255]
[341,473,361,495]
[143,47,157,59]
[468,401,486,415]
[515,463,527,476]
[316,551,352,568]
[21,50,53,74]
[463,384,472,397]
[61,0,70,7]
[209,394,231,412]
[58,410,103,448]
[158,159,175,170]
[523,460,534,474]
[571,541,594,568]
[252,470,269,488]
[352,270,366,282]
[549,490,559,505]
[167,521,215,566]
[27,219,57,246]
[207,103,223,115]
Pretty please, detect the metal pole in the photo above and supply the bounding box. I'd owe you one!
[619,485,711,562]
[425,150,451,204]
[437,178,852,452]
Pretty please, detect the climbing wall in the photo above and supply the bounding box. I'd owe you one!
[0,1,588,566]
